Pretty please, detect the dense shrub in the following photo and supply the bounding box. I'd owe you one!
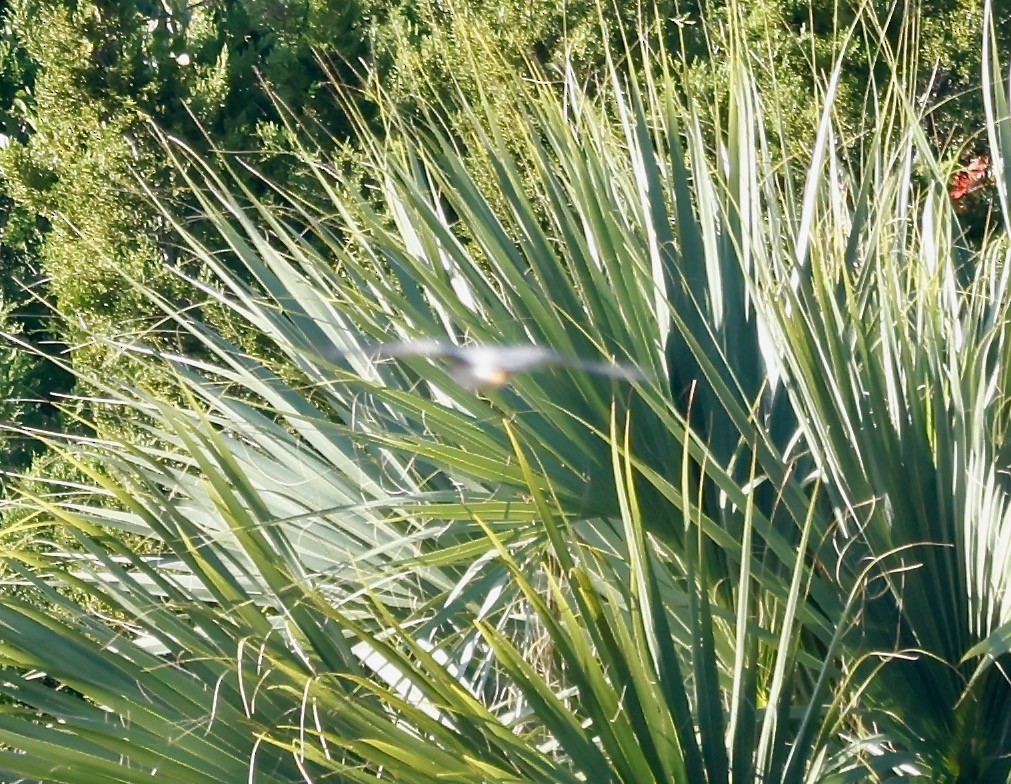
[0,0,377,469]
[0,0,1009,477]
[1,3,1011,777]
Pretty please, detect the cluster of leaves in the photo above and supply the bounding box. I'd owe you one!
[0,0,378,471]
[1,2,1011,782]
[1,0,1009,477]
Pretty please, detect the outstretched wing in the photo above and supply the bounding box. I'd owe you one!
[483,346,646,380]
[565,357,649,382]
[465,345,565,372]
[372,338,464,360]
[375,341,563,370]
[372,339,647,384]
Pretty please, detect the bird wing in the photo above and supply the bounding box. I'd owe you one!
[565,357,648,382]
[466,344,647,380]
[372,338,464,360]
[464,345,564,372]
[373,340,647,382]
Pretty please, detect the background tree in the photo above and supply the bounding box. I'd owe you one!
[0,0,378,471]
[0,0,1009,483]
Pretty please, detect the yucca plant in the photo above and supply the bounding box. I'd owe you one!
[1,2,1010,782]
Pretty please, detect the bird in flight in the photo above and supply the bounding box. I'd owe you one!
[373,338,647,392]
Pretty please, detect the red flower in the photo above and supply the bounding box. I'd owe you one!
[950,154,992,206]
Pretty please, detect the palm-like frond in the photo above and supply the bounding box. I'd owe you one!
[1,5,1010,782]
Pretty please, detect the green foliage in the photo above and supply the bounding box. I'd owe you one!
[1,0,1009,483]
[0,0,371,344]
[0,0,383,474]
[2,4,1011,781]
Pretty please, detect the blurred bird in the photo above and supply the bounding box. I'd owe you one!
[374,338,647,392]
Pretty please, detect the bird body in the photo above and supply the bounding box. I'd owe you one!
[374,339,645,392]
